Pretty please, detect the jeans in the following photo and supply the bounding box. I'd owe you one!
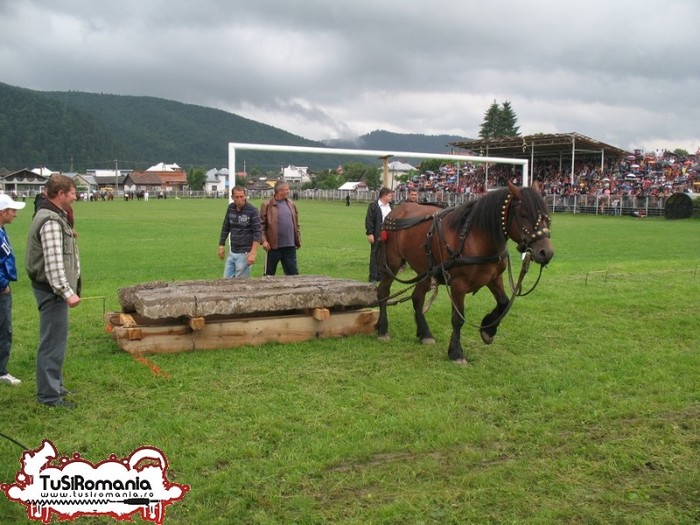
[224,251,252,278]
[0,292,12,376]
[265,246,299,276]
[33,288,69,404]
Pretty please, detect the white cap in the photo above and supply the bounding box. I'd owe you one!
[0,194,27,211]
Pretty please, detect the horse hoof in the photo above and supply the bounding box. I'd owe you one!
[377,334,390,342]
[451,358,468,366]
[480,330,494,345]
[420,337,436,345]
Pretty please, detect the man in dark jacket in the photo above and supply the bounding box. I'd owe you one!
[365,187,394,283]
[218,186,262,278]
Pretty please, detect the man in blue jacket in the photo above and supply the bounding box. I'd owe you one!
[0,193,26,387]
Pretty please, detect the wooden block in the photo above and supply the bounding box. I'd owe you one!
[119,313,137,327]
[311,308,330,321]
[127,328,142,340]
[188,317,206,331]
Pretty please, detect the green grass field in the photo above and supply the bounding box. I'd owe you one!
[1,197,698,524]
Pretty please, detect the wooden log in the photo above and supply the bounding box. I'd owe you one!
[105,308,379,355]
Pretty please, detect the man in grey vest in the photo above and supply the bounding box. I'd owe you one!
[26,175,81,408]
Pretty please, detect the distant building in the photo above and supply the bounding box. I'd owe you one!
[204,168,229,196]
[0,169,49,195]
[147,162,182,172]
[87,169,130,191]
[282,165,311,185]
[123,171,164,193]
[338,182,367,191]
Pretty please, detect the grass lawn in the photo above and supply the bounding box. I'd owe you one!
[1,197,698,524]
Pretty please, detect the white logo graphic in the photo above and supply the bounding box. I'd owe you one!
[2,440,189,524]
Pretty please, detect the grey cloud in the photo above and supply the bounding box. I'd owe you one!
[0,0,698,151]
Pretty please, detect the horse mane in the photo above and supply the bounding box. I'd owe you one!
[444,186,548,243]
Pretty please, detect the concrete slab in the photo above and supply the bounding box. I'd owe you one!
[118,275,378,320]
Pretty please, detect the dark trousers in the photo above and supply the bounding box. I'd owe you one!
[368,240,383,282]
[33,289,69,404]
[0,292,12,375]
[265,246,299,276]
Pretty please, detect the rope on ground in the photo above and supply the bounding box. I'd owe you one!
[131,353,172,379]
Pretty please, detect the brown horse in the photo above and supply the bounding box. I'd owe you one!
[376,181,554,363]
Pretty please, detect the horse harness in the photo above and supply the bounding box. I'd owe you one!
[381,193,536,285]
[379,192,549,328]
[500,193,551,254]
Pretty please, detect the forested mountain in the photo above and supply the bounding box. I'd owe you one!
[0,82,471,173]
[323,130,470,154]
[0,83,125,170]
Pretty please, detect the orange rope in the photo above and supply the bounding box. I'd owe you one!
[131,354,172,379]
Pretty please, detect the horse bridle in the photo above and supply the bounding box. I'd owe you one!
[501,193,551,254]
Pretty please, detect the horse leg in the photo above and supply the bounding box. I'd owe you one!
[480,278,509,345]
[375,275,393,341]
[412,279,435,345]
[447,286,468,364]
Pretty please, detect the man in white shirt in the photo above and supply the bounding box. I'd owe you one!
[364,187,394,283]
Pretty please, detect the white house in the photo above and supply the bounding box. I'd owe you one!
[338,182,367,191]
[387,160,417,188]
[282,165,311,185]
[204,168,229,196]
[147,162,181,172]
[31,166,58,177]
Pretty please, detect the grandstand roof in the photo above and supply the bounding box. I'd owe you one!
[450,132,631,160]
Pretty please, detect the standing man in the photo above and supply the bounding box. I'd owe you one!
[365,187,394,283]
[0,194,26,387]
[260,181,301,276]
[406,188,419,203]
[26,175,81,408]
[218,185,261,278]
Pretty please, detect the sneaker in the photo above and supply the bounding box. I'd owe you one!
[42,399,77,409]
[0,373,21,386]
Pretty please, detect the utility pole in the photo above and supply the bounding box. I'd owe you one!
[114,159,118,195]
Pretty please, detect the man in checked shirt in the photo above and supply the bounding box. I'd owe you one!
[26,175,81,408]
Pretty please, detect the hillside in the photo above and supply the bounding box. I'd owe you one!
[0,82,471,173]
[0,83,125,170]
[324,130,471,154]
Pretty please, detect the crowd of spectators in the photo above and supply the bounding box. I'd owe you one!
[397,150,698,200]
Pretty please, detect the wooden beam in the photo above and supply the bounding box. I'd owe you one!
[105,309,379,355]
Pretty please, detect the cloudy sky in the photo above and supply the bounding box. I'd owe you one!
[1,0,698,153]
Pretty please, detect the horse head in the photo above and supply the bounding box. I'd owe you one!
[503,180,554,265]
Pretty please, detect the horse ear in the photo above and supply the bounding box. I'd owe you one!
[531,179,542,192]
[507,179,523,200]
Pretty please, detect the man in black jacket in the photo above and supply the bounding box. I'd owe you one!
[364,187,394,283]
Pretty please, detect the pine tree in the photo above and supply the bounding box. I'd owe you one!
[478,100,521,139]
[498,100,520,137]
[479,100,501,139]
